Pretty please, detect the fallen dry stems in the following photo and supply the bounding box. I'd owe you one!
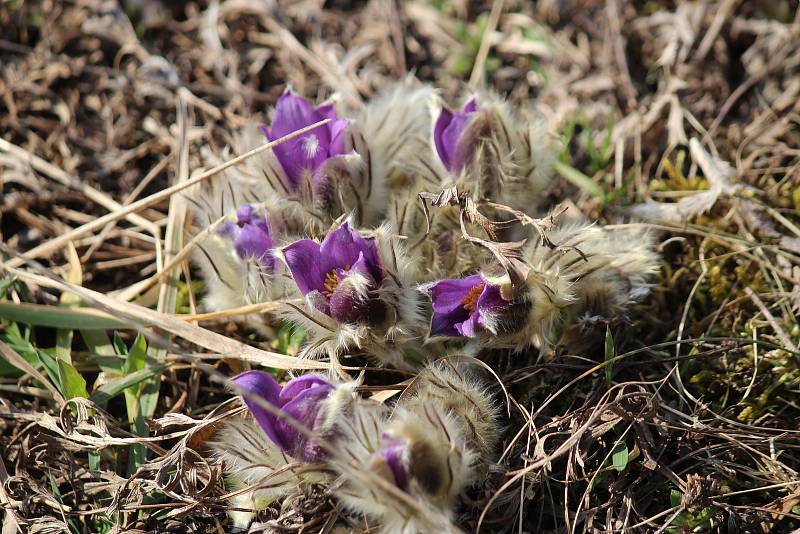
[3,119,331,270]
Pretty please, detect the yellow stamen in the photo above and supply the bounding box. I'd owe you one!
[461,283,485,312]
[323,264,350,297]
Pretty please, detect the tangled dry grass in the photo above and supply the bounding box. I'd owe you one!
[1,0,799,532]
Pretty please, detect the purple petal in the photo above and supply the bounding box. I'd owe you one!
[278,375,334,406]
[231,371,286,451]
[477,283,506,315]
[330,257,387,324]
[319,223,382,283]
[328,292,386,325]
[472,282,508,331]
[378,436,409,490]
[442,112,474,172]
[433,107,454,170]
[276,379,335,462]
[328,118,350,156]
[252,218,272,239]
[433,100,479,172]
[313,105,348,155]
[455,313,480,337]
[427,275,486,337]
[329,283,368,324]
[327,252,373,323]
[235,222,274,268]
[306,290,331,316]
[319,223,362,273]
[265,91,332,186]
[360,238,383,284]
[236,205,255,224]
[344,251,374,281]
[427,275,483,314]
[283,239,325,295]
[310,165,335,211]
[269,91,321,138]
[430,308,468,337]
[217,221,237,239]
[314,103,337,121]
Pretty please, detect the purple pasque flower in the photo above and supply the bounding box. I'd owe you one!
[219,204,275,270]
[375,434,409,491]
[260,89,350,194]
[282,223,385,324]
[434,98,479,173]
[426,274,509,338]
[232,371,335,462]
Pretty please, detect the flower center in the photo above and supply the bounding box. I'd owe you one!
[461,283,485,312]
[323,265,350,298]
[302,134,321,158]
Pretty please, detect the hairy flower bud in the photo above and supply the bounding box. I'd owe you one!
[218,204,276,269]
[331,399,476,533]
[434,99,479,173]
[432,93,557,217]
[261,89,350,193]
[400,362,500,465]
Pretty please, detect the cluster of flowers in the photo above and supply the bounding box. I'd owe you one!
[214,363,497,531]
[189,79,659,529]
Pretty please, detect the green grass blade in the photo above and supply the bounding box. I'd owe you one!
[611,440,628,472]
[90,364,167,406]
[57,359,89,400]
[553,160,605,199]
[0,277,17,298]
[604,326,615,384]
[0,302,129,330]
[121,333,152,474]
[80,329,124,374]
[36,350,62,393]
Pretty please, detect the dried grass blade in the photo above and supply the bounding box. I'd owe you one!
[0,137,164,271]
[2,266,329,370]
[3,118,332,269]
